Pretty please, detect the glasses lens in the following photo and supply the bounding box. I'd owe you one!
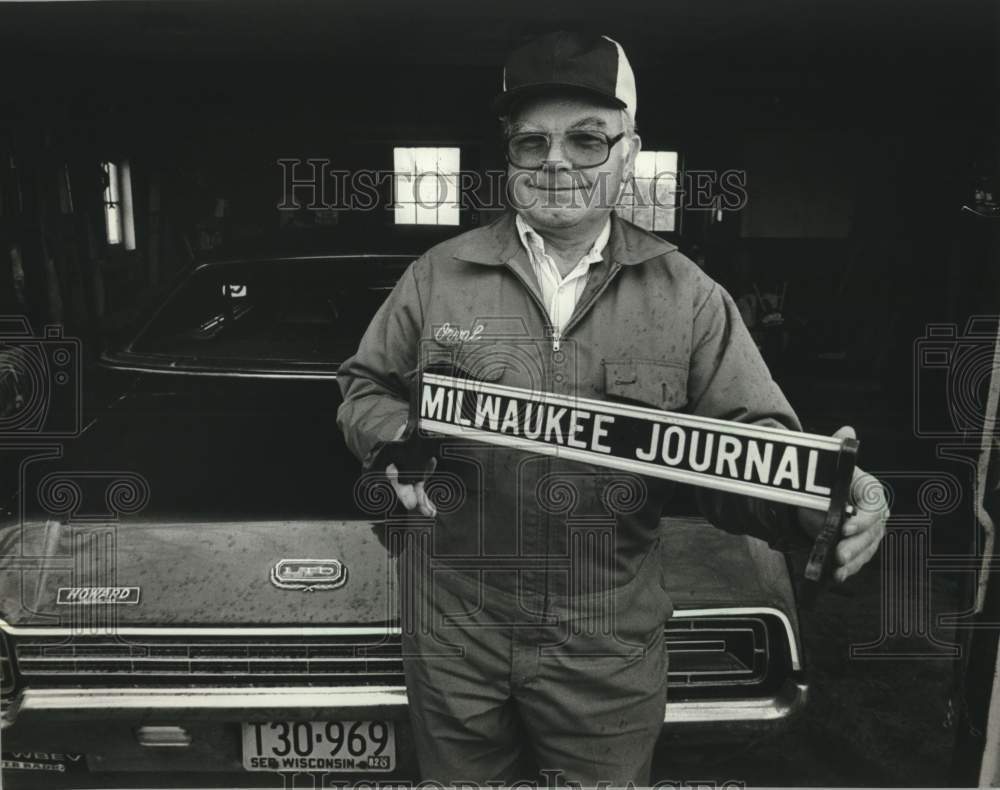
[565,132,610,167]
[508,133,549,168]
[507,132,612,168]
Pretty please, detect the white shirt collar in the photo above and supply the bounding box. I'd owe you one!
[515,213,611,269]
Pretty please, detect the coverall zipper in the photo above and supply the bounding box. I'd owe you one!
[504,260,624,352]
[503,264,562,352]
[503,256,625,613]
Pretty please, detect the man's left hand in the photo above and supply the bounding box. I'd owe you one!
[796,425,889,583]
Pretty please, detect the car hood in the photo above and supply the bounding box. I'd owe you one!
[0,517,397,627]
[2,374,364,521]
[0,372,798,628]
[0,515,796,628]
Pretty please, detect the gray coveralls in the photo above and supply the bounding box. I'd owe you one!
[336,210,807,785]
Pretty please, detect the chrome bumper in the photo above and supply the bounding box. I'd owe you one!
[3,679,807,728]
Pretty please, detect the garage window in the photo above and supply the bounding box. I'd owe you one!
[393,147,460,226]
[618,150,678,232]
[101,159,137,250]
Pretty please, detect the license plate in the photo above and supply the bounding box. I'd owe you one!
[242,720,396,772]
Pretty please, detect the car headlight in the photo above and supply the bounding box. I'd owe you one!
[1,629,16,701]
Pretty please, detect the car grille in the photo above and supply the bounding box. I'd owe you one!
[11,615,793,701]
[15,633,406,686]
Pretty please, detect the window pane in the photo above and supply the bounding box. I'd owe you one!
[394,202,416,224]
[119,159,136,251]
[438,203,460,226]
[414,171,446,208]
[438,172,458,206]
[619,150,678,233]
[634,151,657,180]
[393,147,415,174]
[654,150,678,177]
[415,200,438,225]
[395,171,415,205]
[437,147,460,176]
[653,173,676,208]
[635,177,655,211]
[413,147,438,174]
[393,147,416,206]
[392,146,461,226]
[653,207,676,232]
[102,161,122,245]
[632,205,654,230]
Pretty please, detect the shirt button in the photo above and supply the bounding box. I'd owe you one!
[554,373,565,384]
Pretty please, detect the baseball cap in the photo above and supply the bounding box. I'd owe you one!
[494,31,637,120]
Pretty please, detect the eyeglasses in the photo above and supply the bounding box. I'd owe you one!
[505,130,626,170]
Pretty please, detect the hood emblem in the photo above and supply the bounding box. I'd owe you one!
[269,559,347,592]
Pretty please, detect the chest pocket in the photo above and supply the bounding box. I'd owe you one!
[603,358,689,412]
[419,339,510,383]
[427,346,508,493]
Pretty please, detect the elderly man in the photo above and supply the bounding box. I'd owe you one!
[337,31,887,787]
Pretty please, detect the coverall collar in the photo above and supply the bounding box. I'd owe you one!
[453,210,677,269]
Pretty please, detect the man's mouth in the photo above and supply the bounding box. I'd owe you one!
[532,184,587,192]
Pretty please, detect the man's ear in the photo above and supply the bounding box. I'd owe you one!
[624,132,642,180]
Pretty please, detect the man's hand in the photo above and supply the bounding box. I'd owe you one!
[386,459,438,517]
[384,422,438,517]
[796,425,889,583]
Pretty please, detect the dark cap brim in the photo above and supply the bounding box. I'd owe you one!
[492,82,627,117]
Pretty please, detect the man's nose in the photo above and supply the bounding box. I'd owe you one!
[541,135,572,170]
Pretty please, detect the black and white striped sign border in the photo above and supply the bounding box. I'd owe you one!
[418,372,848,513]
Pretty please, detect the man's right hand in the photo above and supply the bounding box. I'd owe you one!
[384,421,437,517]
[385,459,438,516]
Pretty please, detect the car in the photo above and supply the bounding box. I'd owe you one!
[0,245,808,788]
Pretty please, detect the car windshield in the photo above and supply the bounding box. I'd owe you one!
[129,256,412,368]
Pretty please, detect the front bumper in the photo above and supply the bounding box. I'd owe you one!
[1,679,807,787]
[5,678,807,726]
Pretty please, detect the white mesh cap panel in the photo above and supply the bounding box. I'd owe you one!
[602,35,637,121]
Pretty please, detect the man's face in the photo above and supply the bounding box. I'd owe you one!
[506,94,639,233]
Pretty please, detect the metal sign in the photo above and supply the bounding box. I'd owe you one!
[418,373,855,514]
[370,371,858,591]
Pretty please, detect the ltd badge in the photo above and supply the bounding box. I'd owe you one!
[270,559,347,592]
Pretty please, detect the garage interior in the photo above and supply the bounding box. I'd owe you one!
[1,0,999,784]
